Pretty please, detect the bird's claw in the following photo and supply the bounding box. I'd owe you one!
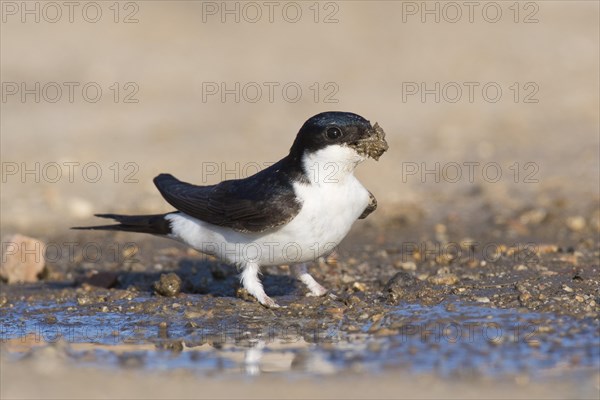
[259,295,280,308]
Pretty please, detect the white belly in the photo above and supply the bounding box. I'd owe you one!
[167,176,370,266]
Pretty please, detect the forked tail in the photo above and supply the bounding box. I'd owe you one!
[72,213,173,235]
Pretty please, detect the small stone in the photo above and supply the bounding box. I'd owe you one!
[385,271,416,291]
[562,285,574,293]
[236,287,254,302]
[346,257,358,265]
[352,282,367,292]
[476,297,490,303]
[345,295,362,305]
[514,264,528,271]
[77,295,92,305]
[428,272,459,285]
[566,216,586,232]
[384,271,424,304]
[371,313,384,322]
[325,307,345,318]
[375,250,389,259]
[537,244,559,254]
[324,251,339,266]
[0,234,46,284]
[519,292,532,302]
[519,208,547,225]
[394,260,417,271]
[153,273,182,297]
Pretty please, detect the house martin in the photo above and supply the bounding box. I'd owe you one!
[74,111,389,307]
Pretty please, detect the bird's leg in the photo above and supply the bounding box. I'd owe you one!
[240,262,279,308]
[292,263,327,297]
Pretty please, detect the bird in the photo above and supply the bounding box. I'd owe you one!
[73,111,388,307]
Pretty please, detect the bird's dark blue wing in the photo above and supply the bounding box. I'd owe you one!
[153,160,302,233]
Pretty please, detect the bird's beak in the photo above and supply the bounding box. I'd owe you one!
[353,123,389,161]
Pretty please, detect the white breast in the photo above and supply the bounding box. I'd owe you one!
[266,175,369,264]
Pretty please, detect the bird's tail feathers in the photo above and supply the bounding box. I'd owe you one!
[72,213,173,235]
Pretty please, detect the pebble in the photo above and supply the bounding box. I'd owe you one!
[325,307,344,317]
[0,234,46,284]
[566,216,586,232]
[324,251,339,266]
[519,292,532,302]
[345,295,362,306]
[519,208,547,225]
[394,261,417,271]
[153,273,182,297]
[371,313,384,322]
[428,272,459,286]
[77,295,92,305]
[476,297,491,303]
[385,271,417,292]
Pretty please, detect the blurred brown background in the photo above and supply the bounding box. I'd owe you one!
[1,1,598,234]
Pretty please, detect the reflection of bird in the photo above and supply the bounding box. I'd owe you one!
[74,112,388,307]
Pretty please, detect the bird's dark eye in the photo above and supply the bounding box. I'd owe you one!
[326,127,342,140]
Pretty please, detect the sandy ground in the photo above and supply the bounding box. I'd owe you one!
[1,1,599,399]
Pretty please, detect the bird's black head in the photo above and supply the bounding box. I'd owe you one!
[289,111,388,161]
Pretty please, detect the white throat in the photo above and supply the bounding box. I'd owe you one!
[301,145,364,185]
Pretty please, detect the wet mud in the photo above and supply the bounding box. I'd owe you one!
[2,202,599,396]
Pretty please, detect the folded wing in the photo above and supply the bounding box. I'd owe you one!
[153,172,301,233]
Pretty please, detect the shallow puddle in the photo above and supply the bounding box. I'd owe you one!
[2,298,598,380]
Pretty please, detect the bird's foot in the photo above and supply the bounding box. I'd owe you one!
[258,294,280,308]
[241,263,280,308]
[292,264,328,297]
[305,283,328,297]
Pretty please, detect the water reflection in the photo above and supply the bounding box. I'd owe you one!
[1,300,598,378]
